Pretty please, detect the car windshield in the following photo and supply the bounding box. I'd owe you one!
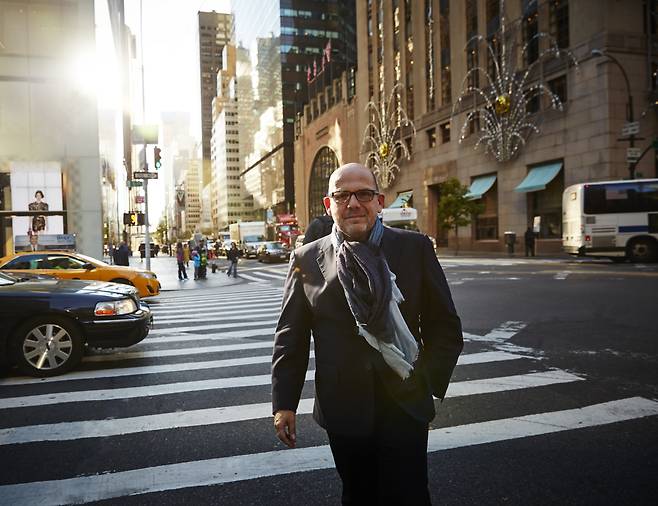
[74,253,106,266]
[244,235,264,243]
[0,272,17,286]
[268,242,285,250]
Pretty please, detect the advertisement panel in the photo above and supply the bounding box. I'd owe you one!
[10,161,65,250]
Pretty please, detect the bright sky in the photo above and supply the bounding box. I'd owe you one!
[113,0,231,227]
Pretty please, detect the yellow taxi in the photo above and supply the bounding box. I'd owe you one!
[0,251,160,298]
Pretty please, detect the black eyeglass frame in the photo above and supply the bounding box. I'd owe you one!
[328,189,380,204]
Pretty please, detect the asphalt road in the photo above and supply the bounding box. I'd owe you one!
[0,257,656,505]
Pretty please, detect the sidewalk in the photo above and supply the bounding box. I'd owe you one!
[436,248,573,261]
[112,255,245,292]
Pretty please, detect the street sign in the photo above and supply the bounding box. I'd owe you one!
[127,180,143,188]
[626,147,642,163]
[133,171,158,179]
[621,121,640,137]
[135,195,145,204]
[131,124,159,145]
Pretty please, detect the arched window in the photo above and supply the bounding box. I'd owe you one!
[308,147,339,220]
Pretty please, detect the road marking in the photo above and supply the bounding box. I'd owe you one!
[0,363,574,444]
[149,319,279,336]
[1,397,655,505]
[84,340,276,363]
[153,291,282,307]
[248,271,287,279]
[238,273,271,283]
[152,300,282,317]
[144,327,277,344]
[2,350,523,387]
[0,369,581,410]
[154,286,283,301]
[153,311,280,325]
[554,271,570,280]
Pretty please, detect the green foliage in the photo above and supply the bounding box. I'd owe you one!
[436,178,484,252]
[154,219,168,244]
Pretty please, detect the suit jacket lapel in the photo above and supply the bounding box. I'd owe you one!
[382,226,402,275]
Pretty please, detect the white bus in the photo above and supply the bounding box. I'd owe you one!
[562,178,658,262]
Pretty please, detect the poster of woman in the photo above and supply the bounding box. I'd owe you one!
[28,190,49,232]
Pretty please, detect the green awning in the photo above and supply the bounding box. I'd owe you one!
[514,162,563,193]
[389,190,413,208]
[465,174,497,200]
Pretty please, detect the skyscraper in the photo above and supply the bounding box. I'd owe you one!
[198,10,234,187]
[231,0,356,217]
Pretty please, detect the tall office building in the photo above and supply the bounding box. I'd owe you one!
[198,10,234,187]
[231,0,356,217]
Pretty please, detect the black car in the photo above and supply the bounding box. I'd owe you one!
[256,241,291,263]
[0,272,152,377]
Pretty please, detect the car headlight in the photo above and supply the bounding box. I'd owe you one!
[140,272,157,279]
[95,298,138,316]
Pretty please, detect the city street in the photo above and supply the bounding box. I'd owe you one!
[0,256,656,505]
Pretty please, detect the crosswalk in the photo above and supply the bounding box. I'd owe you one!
[0,286,656,505]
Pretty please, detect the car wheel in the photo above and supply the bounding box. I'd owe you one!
[12,316,84,377]
[110,278,134,285]
[627,238,657,263]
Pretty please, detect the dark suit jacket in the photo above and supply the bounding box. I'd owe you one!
[271,226,463,436]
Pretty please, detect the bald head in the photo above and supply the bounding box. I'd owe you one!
[327,163,379,195]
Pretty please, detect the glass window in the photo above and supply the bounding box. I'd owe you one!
[530,168,563,238]
[308,147,339,220]
[523,0,539,65]
[549,75,568,104]
[584,182,658,214]
[440,122,451,143]
[45,255,86,269]
[427,128,437,148]
[475,178,498,240]
[439,0,451,105]
[549,0,569,49]
[1,254,47,270]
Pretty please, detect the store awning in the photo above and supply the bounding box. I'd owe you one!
[388,190,413,208]
[465,174,497,200]
[514,162,563,193]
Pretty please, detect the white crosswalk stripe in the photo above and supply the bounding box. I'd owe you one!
[0,288,655,505]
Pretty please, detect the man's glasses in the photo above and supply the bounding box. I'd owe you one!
[329,189,378,205]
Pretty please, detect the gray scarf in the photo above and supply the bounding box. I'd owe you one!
[332,219,418,379]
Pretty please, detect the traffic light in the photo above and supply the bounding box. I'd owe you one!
[154,146,162,169]
[137,212,145,226]
[123,212,139,226]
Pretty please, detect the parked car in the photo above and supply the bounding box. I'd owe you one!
[242,235,268,259]
[0,272,152,377]
[0,251,160,297]
[257,241,291,263]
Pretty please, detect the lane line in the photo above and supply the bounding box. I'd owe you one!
[248,271,286,279]
[0,369,582,410]
[1,350,523,387]
[149,319,279,336]
[144,329,277,345]
[236,273,270,283]
[152,292,282,307]
[1,397,655,505]
[152,311,280,325]
[152,301,282,317]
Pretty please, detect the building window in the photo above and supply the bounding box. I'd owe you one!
[548,75,568,104]
[437,1,451,107]
[549,0,569,49]
[472,177,498,240]
[468,112,480,135]
[486,0,501,79]
[528,164,564,239]
[404,136,413,156]
[526,94,540,113]
[308,147,339,220]
[404,0,414,118]
[523,0,539,65]
[440,122,451,143]
[425,0,435,111]
[427,128,437,148]
[466,0,479,89]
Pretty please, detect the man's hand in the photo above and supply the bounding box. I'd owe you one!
[274,410,296,448]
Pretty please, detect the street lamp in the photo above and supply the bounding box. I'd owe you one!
[591,48,637,179]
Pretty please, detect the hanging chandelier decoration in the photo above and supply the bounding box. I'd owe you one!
[451,0,578,162]
[362,83,416,190]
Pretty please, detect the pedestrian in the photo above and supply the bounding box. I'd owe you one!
[302,214,334,244]
[176,242,188,281]
[139,242,145,262]
[226,242,240,278]
[116,241,130,266]
[272,163,463,505]
[524,226,536,257]
[183,243,191,267]
[192,248,201,280]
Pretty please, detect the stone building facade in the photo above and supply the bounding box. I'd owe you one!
[295,0,657,253]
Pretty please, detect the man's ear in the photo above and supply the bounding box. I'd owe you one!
[377,193,385,209]
[323,196,332,216]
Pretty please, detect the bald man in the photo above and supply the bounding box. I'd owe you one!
[272,163,463,505]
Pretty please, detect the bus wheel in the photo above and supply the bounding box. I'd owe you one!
[627,238,657,263]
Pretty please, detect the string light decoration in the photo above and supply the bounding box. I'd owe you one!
[451,0,578,162]
[362,83,416,190]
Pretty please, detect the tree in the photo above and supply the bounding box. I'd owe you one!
[154,219,168,245]
[436,177,484,255]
